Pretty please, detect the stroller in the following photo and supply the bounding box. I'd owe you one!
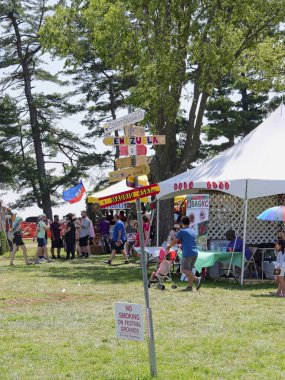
[148,248,177,290]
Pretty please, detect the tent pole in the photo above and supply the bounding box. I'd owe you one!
[241,179,248,285]
[156,200,160,246]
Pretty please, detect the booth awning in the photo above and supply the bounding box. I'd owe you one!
[87,176,149,204]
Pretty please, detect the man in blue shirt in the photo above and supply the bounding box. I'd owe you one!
[104,214,129,265]
[167,215,202,291]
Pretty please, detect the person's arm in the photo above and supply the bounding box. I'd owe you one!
[33,223,40,241]
[167,237,179,251]
[117,228,122,244]
[44,220,50,231]
[276,253,281,268]
[65,221,71,234]
[50,225,55,241]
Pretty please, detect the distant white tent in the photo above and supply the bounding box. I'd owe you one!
[156,104,285,284]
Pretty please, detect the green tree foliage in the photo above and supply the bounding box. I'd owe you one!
[37,1,136,169]
[0,1,107,216]
[41,0,285,182]
[0,95,17,185]
[40,0,285,240]
[202,75,270,159]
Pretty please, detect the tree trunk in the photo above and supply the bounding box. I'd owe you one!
[10,13,53,219]
[157,198,173,245]
[180,90,209,172]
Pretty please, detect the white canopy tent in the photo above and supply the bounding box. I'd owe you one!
[156,104,285,284]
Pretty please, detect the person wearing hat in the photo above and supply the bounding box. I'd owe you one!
[10,216,33,265]
[167,215,202,291]
[167,223,180,245]
[33,214,52,264]
[64,213,76,259]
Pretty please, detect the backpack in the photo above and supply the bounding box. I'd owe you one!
[7,229,14,242]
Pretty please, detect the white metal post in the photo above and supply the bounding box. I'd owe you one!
[132,157,157,377]
[156,200,160,246]
[241,180,248,285]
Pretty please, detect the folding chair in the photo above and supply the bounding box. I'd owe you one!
[244,247,259,279]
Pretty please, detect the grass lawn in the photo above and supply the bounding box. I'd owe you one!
[0,241,284,380]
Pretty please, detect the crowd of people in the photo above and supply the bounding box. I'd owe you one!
[8,210,152,267]
[9,211,94,265]
[7,206,285,296]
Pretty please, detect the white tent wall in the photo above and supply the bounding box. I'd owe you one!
[156,191,279,244]
[207,192,279,244]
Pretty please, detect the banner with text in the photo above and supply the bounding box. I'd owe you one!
[186,194,209,251]
[115,302,144,342]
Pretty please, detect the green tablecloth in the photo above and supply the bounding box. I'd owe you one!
[195,250,242,273]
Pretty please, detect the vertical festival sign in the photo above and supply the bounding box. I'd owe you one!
[186,194,209,251]
[103,110,158,377]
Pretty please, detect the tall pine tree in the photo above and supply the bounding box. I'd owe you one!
[202,75,270,159]
[0,1,107,216]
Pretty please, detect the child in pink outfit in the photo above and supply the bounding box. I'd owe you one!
[149,248,176,281]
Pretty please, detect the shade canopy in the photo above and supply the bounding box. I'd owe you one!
[157,104,285,200]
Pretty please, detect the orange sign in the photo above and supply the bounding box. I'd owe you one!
[115,156,147,169]
[95,184,160,208]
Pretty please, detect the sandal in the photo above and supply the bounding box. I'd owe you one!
[269,291,280,296]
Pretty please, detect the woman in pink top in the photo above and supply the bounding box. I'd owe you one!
[142,215,150,244]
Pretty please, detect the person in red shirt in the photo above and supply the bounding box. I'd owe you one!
[142,214,150,244]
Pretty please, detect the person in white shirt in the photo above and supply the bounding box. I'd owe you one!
[166,224,180,245]
[79,211,91,258]
[270,240,285,297]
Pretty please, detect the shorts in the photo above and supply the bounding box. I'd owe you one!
[79,236,89,247]
[277,264,285,277]
[111,240,126,253]
[51,238,63,249]
[13,233,24,246]
[181,256,197,271]
[37,238,47,248]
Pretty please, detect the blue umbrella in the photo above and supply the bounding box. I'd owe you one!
[257,206,285,222]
